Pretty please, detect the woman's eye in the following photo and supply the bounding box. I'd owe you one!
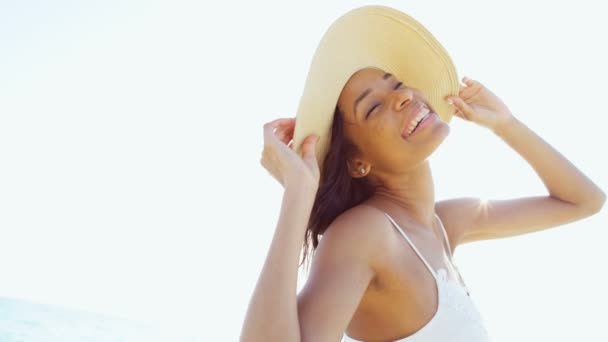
[366,82,403,118]
[366,103,380,118]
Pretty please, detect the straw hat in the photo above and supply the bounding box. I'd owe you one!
[292,5,459,173]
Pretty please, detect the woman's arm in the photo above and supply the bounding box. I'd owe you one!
[240,183,317,342]
[436,78,605,248]
[241,118,376,342]
[240,118,320,342]
[241,183,379,342]
[494,116,604,208]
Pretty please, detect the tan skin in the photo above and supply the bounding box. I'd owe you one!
[254,67,605,342]
[331,68,465,339]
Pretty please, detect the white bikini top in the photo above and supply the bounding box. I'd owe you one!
[343,212,491,342]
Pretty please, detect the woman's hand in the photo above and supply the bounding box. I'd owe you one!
[260,118,320,189]
[446,77,515,133]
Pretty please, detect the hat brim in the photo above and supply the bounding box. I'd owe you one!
[292,5,459,173]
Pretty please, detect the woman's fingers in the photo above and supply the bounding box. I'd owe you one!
[264,118,295,143]
[263,118,294,134]
[458,76,482,100]
[462,76,475,87]
[448,96,475,121]
[283,128,295,146]
[275,124,295,146]
[301,134,320,178]
[260,118,320,187]
[453,109,470,121]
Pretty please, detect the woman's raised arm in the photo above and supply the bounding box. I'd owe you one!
[240,119,379,342]
[436,78,605,247]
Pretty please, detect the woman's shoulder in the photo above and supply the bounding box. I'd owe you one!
[326,204,392,237]
[320,204,395,266]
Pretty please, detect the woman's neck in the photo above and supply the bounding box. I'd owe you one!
[366,161,436,229]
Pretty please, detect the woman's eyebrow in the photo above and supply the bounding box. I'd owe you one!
[353,73,394,117]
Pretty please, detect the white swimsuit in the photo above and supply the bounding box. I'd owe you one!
[343,213,491,342]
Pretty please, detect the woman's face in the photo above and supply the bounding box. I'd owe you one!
[336,67,450,174]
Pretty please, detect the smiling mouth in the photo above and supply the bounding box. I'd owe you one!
[402,106,431,138]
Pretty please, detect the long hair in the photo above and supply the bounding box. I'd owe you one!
[300,106,375,271]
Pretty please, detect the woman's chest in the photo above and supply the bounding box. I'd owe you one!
[346,239,448,338]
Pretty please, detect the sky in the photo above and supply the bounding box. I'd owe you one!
[1,0,607,341]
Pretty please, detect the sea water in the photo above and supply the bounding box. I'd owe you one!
[0,297,199,342]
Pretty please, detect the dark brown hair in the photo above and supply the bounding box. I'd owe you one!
[299,106,375,271]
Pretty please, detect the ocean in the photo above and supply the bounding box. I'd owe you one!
[0,297,200,342]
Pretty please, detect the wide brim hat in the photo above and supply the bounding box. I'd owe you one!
[292,5,459,173]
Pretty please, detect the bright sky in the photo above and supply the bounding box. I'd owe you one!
[1,0,606,341]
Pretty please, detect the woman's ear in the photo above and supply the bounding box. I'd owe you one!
[347,158,371,178]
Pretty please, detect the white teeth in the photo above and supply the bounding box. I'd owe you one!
[417,108,429,120]
[406,107,430,135]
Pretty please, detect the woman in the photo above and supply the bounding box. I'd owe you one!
[240,6,605,342]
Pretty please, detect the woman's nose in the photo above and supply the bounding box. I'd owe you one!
[392,88,414,111]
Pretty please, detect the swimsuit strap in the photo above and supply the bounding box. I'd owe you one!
[434,213,470,293]
[384,212,437,281]
[434,213,453,258]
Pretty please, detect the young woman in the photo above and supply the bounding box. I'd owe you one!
[240,6,605,342]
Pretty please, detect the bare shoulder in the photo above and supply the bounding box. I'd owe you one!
[323,204,390,240]
[318,204,392,270]
[296,205,393,341]
[303,204,394,293]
